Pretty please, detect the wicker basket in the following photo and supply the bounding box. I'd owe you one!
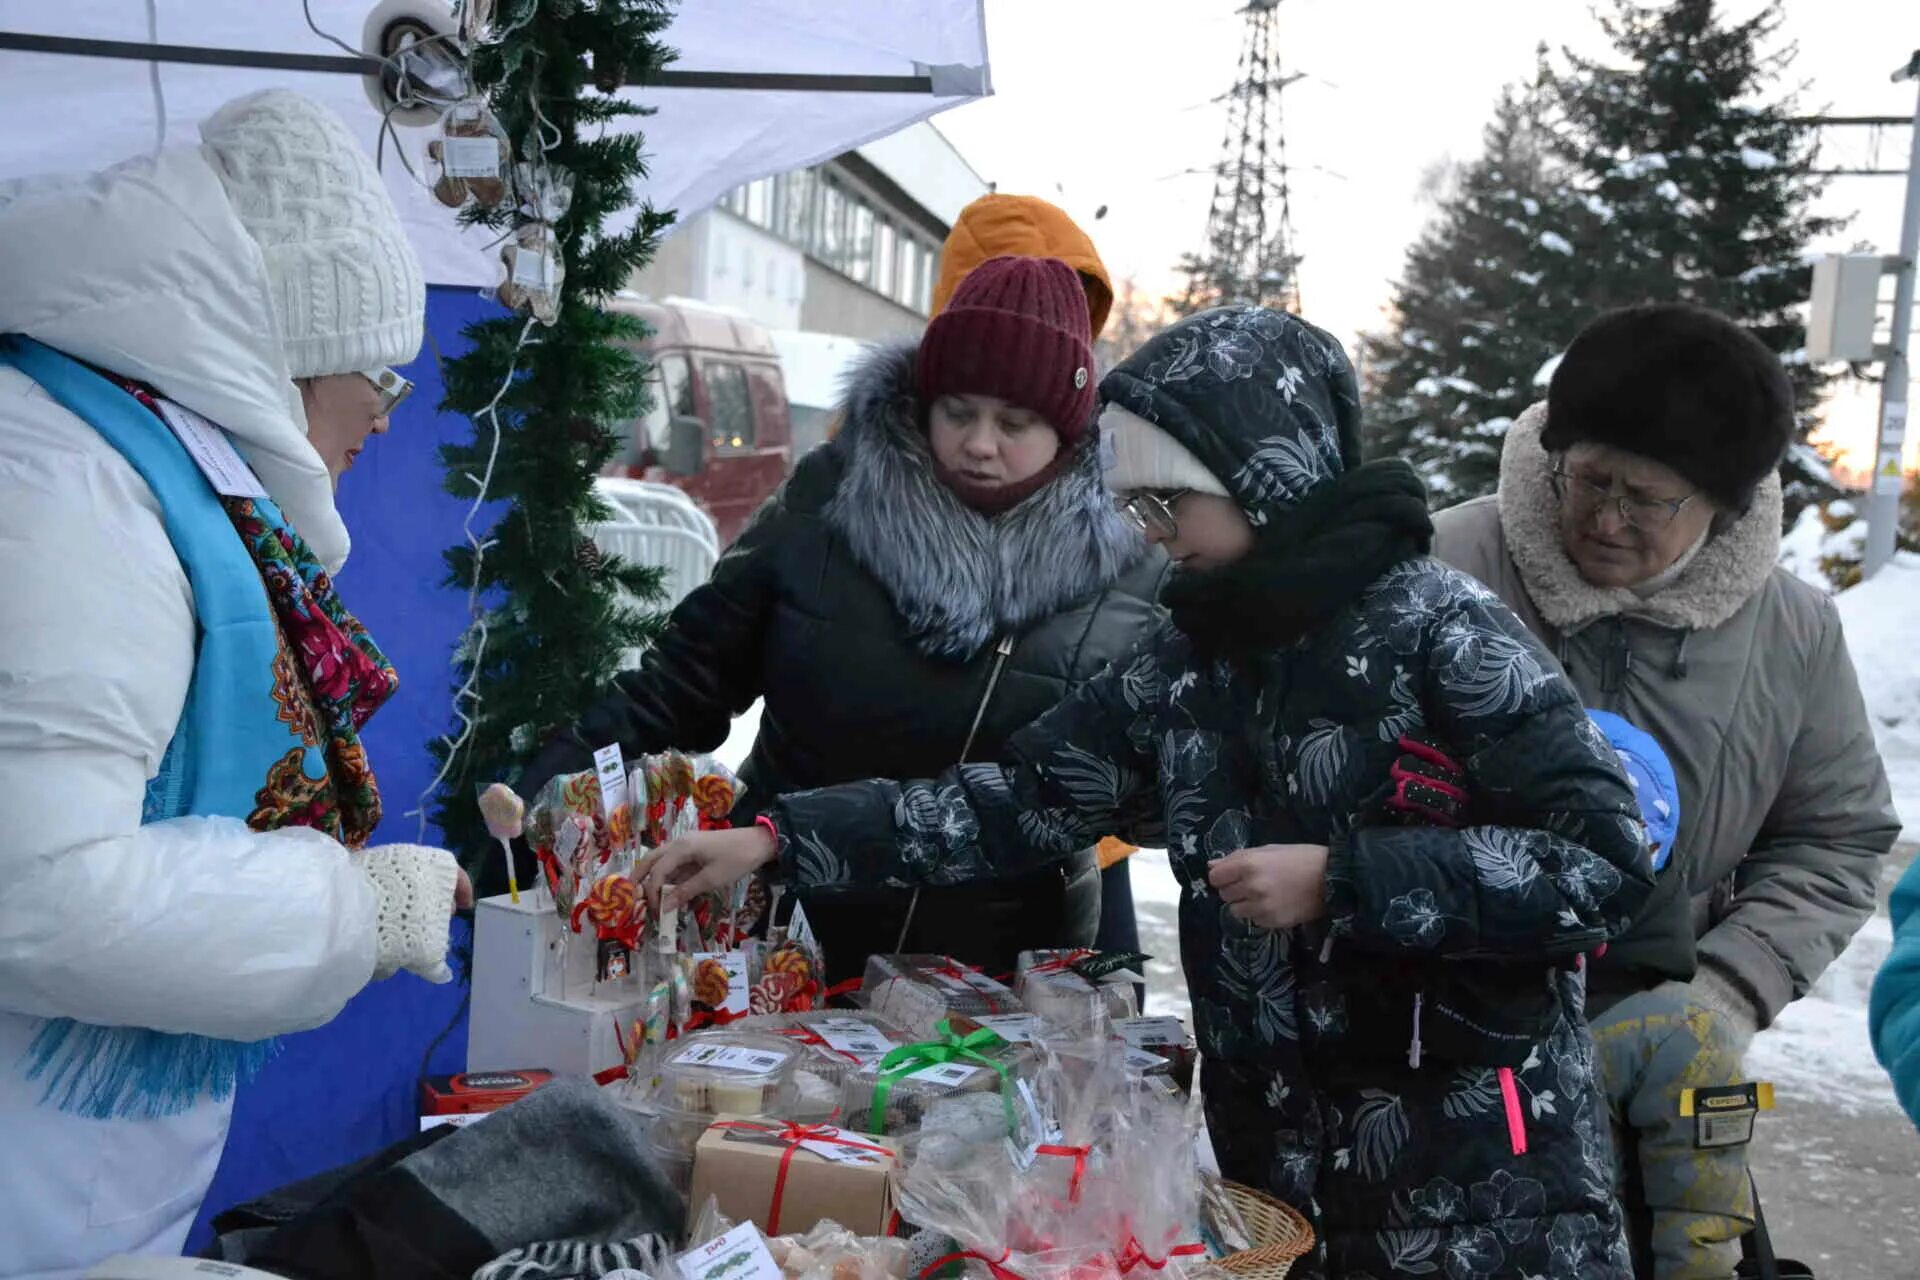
[1215,1181,1315,1280]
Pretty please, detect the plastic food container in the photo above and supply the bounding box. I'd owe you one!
[655,1030,799,1117]
[856,954,1023,1039]
[1015,949,1141,1032]
[1115,1015,1197,1091]
[837,1035,1026,1136]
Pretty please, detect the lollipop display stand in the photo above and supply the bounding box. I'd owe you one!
[468,889,651,1078]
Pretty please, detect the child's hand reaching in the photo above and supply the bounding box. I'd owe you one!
[1207,844,1330,929]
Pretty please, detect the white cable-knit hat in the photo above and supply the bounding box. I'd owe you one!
[200,90,425,380]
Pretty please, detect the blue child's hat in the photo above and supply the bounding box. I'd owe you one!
[1588,709,1680,872]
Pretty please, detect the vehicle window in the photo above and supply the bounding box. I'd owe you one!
[637,353,693,453]
[706,361,755,453]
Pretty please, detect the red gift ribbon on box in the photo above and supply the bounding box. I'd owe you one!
[926,960,1008,1013]
[707,1120,893,1236]
[1027,949,1099,977]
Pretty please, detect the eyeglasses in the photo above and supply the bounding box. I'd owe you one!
[361,367,414,415]
[1549,464,1697,532]
[1119,489,1189,540]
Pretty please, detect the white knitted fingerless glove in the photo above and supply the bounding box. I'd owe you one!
[350,844,460,983]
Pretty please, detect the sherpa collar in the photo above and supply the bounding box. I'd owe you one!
[1497,402,1781,632]
[823,343,1147,661]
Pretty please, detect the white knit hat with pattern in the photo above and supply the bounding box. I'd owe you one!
[200,89,425,379]
[1099,403,1229,497]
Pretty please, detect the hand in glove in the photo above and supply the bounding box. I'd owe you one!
[1364,730,1471,829]
[350,844,470,983]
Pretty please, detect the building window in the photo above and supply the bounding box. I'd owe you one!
[817,177,847,273]
[875,219,898,299]
[742,177,774,228]
[778,169,814,245]
[847,200,875,285]
[705,360,755,453]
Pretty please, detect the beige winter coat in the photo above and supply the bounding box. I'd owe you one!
[1433,404,1900,1031]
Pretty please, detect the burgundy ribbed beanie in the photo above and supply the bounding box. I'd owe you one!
[915,255,1096,444]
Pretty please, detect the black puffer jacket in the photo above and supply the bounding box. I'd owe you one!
[762,309,1655,1279]
[510,344,1165,981]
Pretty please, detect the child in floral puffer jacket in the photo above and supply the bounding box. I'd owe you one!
[643,307,1656,1280]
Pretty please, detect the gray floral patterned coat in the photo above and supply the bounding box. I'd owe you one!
[763,308,1655,1279]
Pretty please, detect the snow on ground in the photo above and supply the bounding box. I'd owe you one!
[1746,913,1900,1117]
[1837,552,1920,840]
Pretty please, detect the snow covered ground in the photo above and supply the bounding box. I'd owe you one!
[1835,552,1920,841]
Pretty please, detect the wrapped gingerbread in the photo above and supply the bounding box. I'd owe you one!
[426,98,510,208]
[1014,949,1144,1033]
[856,955,1021,1040]
[838,1018,1028,1137]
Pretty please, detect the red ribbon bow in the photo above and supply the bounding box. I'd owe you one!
[928,961,1006,1013]
[1029,949,1098,977]
[707,1120,893,1236]
[1034,1143,1092,1204]
[1113,1235,1205,1275]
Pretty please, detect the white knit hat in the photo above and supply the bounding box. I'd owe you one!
[1099,403,1229,497]
[200,90,425,379]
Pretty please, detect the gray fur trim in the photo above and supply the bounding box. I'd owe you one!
[1496,402,1782,632]
[824,342,1147,660]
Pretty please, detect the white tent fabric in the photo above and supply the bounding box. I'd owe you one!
[0,0,990,285]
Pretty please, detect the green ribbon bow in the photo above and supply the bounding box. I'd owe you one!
[869,1019,1017,1133]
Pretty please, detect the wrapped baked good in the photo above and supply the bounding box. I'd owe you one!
[656,1031,799,1117]
[1015,949,1144,1033]
[858,955,1022,1039]
[426,98,510,208]
[838,1019,1027,1136]
[1114,1015,1196,1090]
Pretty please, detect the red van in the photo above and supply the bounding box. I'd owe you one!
[606,295,793,545]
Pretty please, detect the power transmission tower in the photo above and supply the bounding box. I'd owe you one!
[1172,0,1304,316]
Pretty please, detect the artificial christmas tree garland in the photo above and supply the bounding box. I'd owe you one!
[424,0,679,871]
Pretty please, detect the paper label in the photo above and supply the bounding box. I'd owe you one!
[1117,1016,1188,1048]
[419,1112,488,1131]
[441,133,502,178]
[971,1014,1044,1045]
[788,899,818,950]
[929,971,978,996]
[793,1125,891,1166]
[910,1061,983,1088]
[512,247,555,288]
[692,950,750,1014]
[670,1042,787,1076]
[812,1019,897,1060]
[154,398,269,499]
[678,1221,783,1280]
[1123,1047,1171,1076]
[593,744,628,829]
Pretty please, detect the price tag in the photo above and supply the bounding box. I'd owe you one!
[418,1111,489,1132]
[511,247,555,288]
[910,1061,982,1088]
[441,134,502,178]
[971,1014,1044,1045]
[1123,1047,1171,1077]
[678,1221,783,1280]
[154,398,269,499]
[813,1020,897,1060]
[1116,1016,1188,1048]
[671,1043,787,1075]
[593,743,629,831]
[796,1125,892,1167]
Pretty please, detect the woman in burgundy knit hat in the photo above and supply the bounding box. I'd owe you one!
[510,255,1166,981]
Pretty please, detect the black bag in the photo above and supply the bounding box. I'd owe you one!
[1734,1174,1815,1280]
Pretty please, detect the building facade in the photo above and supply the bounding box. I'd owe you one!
[629,121,986,453]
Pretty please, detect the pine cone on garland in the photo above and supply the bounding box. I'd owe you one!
[575,538,605,574]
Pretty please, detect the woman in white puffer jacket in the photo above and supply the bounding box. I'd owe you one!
[0,90,466,1275]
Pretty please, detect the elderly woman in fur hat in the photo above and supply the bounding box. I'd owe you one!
[1433,302,1899,1279]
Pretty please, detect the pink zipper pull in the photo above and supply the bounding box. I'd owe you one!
[1407,992,1423,1069]
[1497,1066,1528,1156]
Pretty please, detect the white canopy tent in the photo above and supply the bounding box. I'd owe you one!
[0,0,991,285]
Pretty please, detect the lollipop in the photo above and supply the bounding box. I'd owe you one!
[477,782,525,903]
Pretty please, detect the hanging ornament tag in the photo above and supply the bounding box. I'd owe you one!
[512,246,556,288]
[442,135,503,179]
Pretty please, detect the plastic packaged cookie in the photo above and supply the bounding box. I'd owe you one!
[1015,949,1143,1033]
[1114,1015,1196,1090]
[655,1030,799,1117]
[755,1009,910,1088]
[837,1023,1026,1136]
[426,98,510,208]
[857,955,1022,1039]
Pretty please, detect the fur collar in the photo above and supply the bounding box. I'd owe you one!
[1496,402,1782,632]
[824,343,1147,661]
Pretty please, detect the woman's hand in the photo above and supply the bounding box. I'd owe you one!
[639,825,779,913]
[1207,844,1330,930]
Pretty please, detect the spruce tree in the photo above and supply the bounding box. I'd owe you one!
[1554,0,1843,520]
[1362,71,1592,503]
[428,0,679,869]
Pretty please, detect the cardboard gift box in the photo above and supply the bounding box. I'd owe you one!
[687,1116,898,1237]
